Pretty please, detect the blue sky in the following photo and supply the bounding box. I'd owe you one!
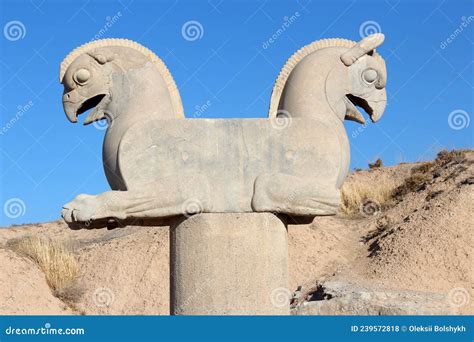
[0,0,472,226]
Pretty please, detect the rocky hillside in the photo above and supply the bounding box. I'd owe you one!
[0,150,472,315]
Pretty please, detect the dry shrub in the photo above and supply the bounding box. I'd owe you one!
[392,149,467,200]
[392,172,432,198]
[436,149,465,165]
[340,174,400,216]
[411,161,433,174]
[341,149,470,216]
[9,236,82,302]
[368,158,383,169]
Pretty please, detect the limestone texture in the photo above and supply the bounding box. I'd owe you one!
[58,34,387,226]
[170,213,289,315]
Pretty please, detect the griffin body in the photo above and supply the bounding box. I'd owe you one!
[59,36,387,227]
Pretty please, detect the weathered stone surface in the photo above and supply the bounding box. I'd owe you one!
[170,213,289,315]
[58,35,387,226]
[57,35,389,317]
[269,34,387,124]
[293,281,459,315]
[118,117,348,213]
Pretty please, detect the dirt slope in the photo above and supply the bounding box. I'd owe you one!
[0,150,472,315]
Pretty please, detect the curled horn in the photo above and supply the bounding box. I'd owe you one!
[340,33,385,66]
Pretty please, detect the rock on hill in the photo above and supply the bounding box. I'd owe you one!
[0,150,472,315]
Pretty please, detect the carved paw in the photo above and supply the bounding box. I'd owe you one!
[61,194,124,224]
[251,174,341,216]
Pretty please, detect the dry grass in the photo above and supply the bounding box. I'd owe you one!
[392,171,432,198]
[341,149,469,216]
[340,174,400,216]
[436,149,466,165]
[9,236,82,302]
[392,150,467,199]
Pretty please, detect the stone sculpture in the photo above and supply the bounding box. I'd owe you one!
[60,34,387,226]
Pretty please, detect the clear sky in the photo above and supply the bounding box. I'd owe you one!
[0,0,472,226]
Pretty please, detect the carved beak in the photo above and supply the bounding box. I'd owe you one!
[62,91,108,125]
[365,88,387,123]
[62,91,82,123]
[345,89,387,124]
[63,102,79,123]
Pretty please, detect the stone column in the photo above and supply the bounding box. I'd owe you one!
[170,213,289,315]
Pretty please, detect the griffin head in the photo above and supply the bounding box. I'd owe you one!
[60,39,184,125]
[60,48,114,125]
[337,33,387,124]
[269,33,387,124]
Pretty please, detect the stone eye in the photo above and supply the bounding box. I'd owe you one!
[73,68,91,85]
[362,69,378,84]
